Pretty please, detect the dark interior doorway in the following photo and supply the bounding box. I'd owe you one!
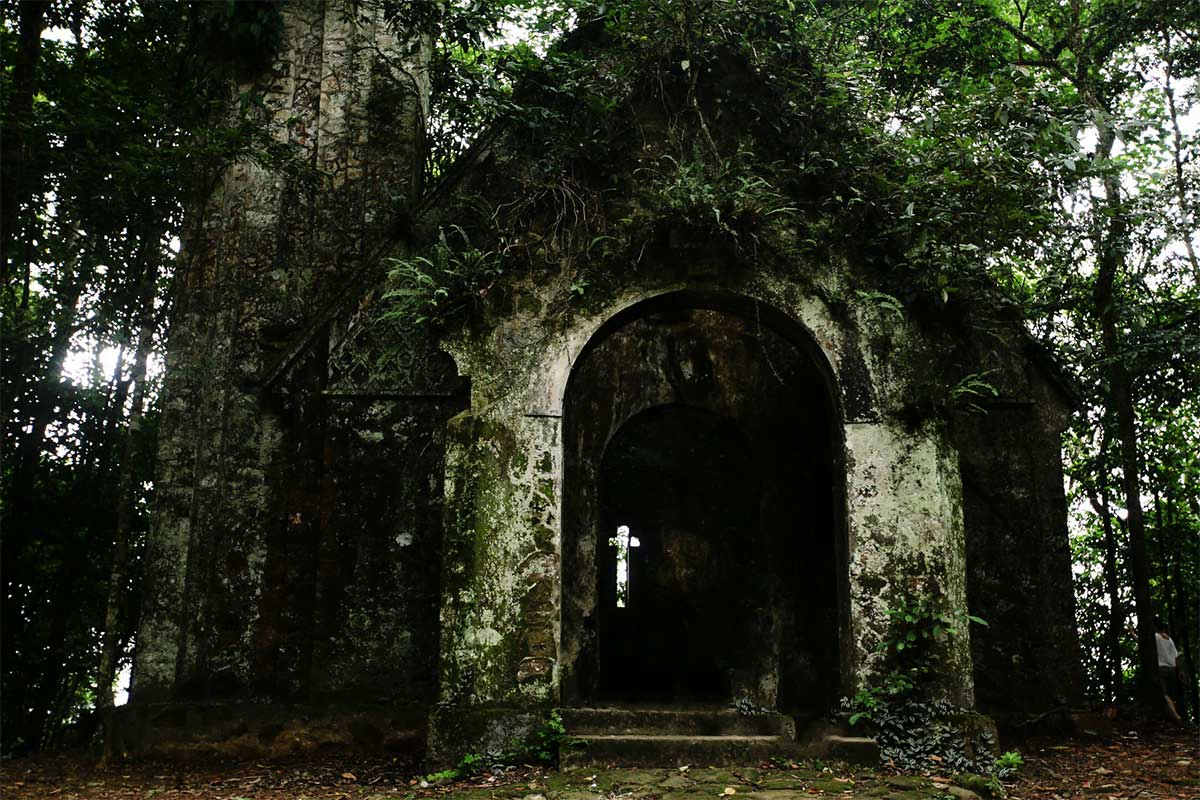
[561,294,844,713]
[597,406,759,701]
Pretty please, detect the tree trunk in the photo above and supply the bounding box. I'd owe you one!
[1154,491,1173,625]
[1088,436,1124,702]
[0,0,49,264]
[0,0,50,277]
[0,223,86,684]
[1090,118,1159,705]
[1185,475,1200,716]
[1171,539,1197,719]
[1164,490,1194,721]
[1160,28,1200,282]
[95,247,160,710]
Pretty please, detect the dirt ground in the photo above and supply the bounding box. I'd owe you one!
[2,724,1196,800]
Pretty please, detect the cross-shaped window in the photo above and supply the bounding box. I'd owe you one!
[608,524,640,608]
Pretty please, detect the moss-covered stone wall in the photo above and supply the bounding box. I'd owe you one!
[952,348,1084,712]
[132,0,434,711]
[430,257,983,758]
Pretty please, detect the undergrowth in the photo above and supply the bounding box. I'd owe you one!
[842,587,1015,788]
[425,710,579,781]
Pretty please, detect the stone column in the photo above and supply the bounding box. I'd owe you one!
[430,409,563,763]
[844,419,975,707]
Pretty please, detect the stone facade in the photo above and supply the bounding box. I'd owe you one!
[124,0,447,754]
[119,1,1082,762]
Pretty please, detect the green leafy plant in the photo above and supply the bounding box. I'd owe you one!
[444,710,579,771]
[860,697,999,774]
[949,371,1000,414]
[855,290,906,319]
[380,226,503,329]
[459,751,487,774]
[647,151,796,253]
[422,750,488,784]
[844,589,993,771]
[527,709,573,764]
[994,749,1024,778]
[422,768,460,784]
[868,590,987,711]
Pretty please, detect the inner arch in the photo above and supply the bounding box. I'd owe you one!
[598,405,758,700]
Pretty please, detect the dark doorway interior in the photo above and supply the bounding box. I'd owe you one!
[561,296,842,712]
[597,406,759,701]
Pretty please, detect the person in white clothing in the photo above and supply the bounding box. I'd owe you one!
[1156,618,1184,723]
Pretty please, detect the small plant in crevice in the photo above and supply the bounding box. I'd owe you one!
[949,370,1000,414]
[732,695,773,716]
[855,289,906,319]
[526,709,577,764]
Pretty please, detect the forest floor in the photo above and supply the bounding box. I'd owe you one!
[2,723,1196,800]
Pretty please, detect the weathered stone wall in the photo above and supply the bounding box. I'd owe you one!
[845,419,973,706]
[133,0,433,716]
[430,261,982,758]
[952,347,1084,711]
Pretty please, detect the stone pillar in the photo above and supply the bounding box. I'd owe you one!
[132,0,428,703]
[844,419,975,707]
[430,409,562,763]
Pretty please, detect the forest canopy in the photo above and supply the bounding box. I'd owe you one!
[1,0,1197,754]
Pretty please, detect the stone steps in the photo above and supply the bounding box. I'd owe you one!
[561,733,793,767]
[559,707,877,767]
[561,707,794,737]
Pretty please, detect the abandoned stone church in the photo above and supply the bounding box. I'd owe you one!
[115,2,1083,762]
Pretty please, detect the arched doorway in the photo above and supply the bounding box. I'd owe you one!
[561,292,844,713]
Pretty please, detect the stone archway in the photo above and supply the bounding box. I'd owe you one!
[560,294,845,713]
[431,285,978,762]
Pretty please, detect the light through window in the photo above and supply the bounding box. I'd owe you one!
[608,524,640,608]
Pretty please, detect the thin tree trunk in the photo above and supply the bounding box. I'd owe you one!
[1153,490,1181,713]
[1160,28,1200,282]
[1090,118,1159,706]
[1088,436,1124,702]
[0,0,50,277]
[1,223,86,679]
[1163,490,1193,721]
[30,541,79,749]
[1171,537,1197,719]
[83,345,129,476]
[1184,474,1200,716]
[95,246,160,710]
[1154,491,1172,626]
[9,222,86,504]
